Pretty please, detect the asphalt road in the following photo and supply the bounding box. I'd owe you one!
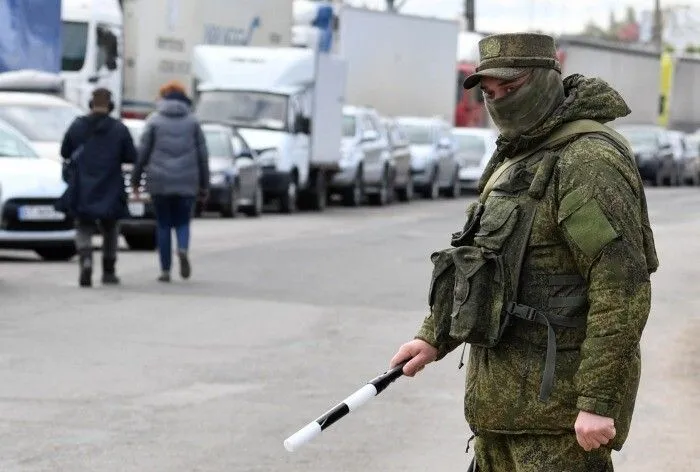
[1,187,698,471]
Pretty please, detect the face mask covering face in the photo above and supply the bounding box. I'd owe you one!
[485,68,565,139]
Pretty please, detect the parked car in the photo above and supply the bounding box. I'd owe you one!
[0,119,76,261]
[615,124,676,186]
[333,106,393,206]
[680,133,700,185]
[198,122,264,218]
[120,119,264,250]
[380,117,414,202]
[394,116,460,199]
[452,127,498,191]
[0,91,84,162]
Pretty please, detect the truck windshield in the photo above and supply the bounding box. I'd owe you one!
[342,115,356,137]
[0,105,83,142]
[196,91,288,131]
[62,21,89,72]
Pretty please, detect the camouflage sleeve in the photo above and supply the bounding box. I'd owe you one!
[556,138,652,419]
[415,264,464,361]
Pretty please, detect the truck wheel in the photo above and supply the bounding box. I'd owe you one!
[280,177,298,214]
[307,171,327,211]
[342,170,364,207]
[220,184,239,218]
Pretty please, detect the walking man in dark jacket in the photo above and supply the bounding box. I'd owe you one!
[60,88,137,287]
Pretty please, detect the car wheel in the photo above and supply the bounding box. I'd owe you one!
[369,169,391,206]
[280,176,298,214]
[35,245,76,261]
[397,176,414,202]
[423,169,439,200]
[343,169,364,207]
[220,184,239,218]
[243,183,264,217]
[445,170,460,198]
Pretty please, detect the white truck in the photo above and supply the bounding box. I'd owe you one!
[293,4,460,121]
[58,0,292,116]
[192,45,347,213]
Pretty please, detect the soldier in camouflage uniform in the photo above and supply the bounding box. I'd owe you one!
[390,33,658,471]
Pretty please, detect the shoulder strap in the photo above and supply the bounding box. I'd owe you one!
[480,119,631,202]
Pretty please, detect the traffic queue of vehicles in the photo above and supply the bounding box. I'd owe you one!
[0,86,493,260]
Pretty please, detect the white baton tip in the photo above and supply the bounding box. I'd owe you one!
[284,422,322,452]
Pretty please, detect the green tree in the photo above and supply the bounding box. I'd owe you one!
[625,6,636,24]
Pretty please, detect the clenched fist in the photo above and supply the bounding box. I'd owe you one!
[390,339,438,377]
[575,411,616,451]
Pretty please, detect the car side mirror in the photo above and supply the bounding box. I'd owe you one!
[294,115,311,134]
[361,130,379,142]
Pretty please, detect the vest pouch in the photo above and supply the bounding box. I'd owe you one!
[449,246,509,348]
[473,198,520,251]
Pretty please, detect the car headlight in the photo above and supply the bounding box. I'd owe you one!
[210,173,227,186]
[258,149,280,168]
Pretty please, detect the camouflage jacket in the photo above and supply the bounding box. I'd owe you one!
[415,75,658,451]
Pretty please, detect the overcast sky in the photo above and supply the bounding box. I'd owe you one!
[346,0,700,34]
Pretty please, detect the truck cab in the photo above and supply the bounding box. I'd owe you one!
[60,0,123,114]
[193,45,346,213]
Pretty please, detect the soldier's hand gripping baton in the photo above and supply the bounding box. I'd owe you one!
[283,361,409,452]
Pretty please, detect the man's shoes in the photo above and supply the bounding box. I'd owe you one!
[158,272,171,283]
[178,250,191,279]
[102,258,120,285]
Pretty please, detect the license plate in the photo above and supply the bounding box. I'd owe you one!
[128,202,145,217]
[18,205,65,221]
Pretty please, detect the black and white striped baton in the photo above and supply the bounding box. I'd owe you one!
[283,361,408,452]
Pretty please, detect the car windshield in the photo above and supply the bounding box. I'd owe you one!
[398,123,432,145]
[342,114,356,137]
[0,105,82,142]
[618,128,657,147]
[454,134,487,161]
[0,126,39,158]
[204,130,231,157]
[196,91,288,131]
[62,21,89,72]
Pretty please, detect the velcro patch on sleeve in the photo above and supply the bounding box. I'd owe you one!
[559,193,619,259]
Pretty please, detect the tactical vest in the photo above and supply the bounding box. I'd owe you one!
[428,119,636,402]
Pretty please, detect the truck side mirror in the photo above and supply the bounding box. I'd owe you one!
[294,115,311,134]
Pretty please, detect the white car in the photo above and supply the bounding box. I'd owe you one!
[0,91,85,162]
[394,116,460,199]
[0,120,76,261]
[452,127,498,190]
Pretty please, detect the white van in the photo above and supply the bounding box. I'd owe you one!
[193,46,346,213]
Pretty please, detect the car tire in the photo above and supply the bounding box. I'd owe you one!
[423,169,439,200]
[35,245,76,261]
[445,170,460,198]
[243,183,264,217]
[280,176,298,214]
[369,168,391,206]
[397,176,414,202]
[220,184,239,218]
[342,169,364,207]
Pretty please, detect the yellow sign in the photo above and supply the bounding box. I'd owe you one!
[658,50,675,127]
